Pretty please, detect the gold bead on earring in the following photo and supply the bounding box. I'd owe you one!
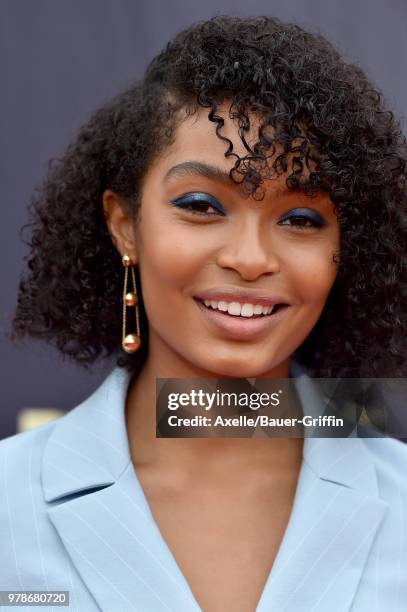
[122,254,141,353]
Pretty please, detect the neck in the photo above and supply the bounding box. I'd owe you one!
[125,341,303,485]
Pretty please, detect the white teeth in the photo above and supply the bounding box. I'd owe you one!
[202,299,277,317]
[240,304,254,317]
[228,302,241,316]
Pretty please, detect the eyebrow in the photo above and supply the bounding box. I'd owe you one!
[164,161,234,185]
[163,159,295,198]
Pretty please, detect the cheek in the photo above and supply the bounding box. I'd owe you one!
[137,213,211,298]
[284,241,339,304]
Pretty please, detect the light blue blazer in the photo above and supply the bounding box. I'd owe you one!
[1,362,407,612]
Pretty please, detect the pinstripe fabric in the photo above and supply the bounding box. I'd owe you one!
[0,361,406,611]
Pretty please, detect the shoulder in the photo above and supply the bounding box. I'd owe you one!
[0,419,57,485]
[0,420,57,479]
[362,435,407,481]
[0,422,61,588]
[360,435,407,506]
[0,421,59,525]
[351,436,407,603]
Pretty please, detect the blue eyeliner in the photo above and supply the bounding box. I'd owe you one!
[170,196,326,228]
[170,192,226,215]
[279,207,327,228]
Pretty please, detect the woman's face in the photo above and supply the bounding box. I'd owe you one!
[105,105,340,378]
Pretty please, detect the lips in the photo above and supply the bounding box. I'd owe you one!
[194,287,289,308]
[194,297,291,340]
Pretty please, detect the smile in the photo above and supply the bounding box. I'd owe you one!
[202,299,284,317]
[194,298,290,340]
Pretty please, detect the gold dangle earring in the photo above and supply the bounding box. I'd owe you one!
[121,254,141,353]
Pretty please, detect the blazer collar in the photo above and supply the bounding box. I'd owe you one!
[41,361,388,611]
[42,360,379,502]
[42,366,131,503]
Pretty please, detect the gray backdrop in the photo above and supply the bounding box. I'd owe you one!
[1,0,406,438]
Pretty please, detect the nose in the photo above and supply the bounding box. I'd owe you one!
[215,216,280,281]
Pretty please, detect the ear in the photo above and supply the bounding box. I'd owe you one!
[102,190,138,264]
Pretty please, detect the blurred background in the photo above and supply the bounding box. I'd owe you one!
[1,0,406,438]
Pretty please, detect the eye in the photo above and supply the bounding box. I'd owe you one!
[170,193,225,217]
[278,208,326,230]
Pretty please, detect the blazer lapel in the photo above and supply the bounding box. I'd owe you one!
[42,367,201,611]
[256,365,389,612]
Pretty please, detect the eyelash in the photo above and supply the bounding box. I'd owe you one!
[170,197,325,230]
[178,201,224,217]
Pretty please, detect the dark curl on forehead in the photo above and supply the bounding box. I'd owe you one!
[143,15,402,207]
[10,15,407,378]
[144,24,333,202]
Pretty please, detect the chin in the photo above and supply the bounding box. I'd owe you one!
[201,357,276,379]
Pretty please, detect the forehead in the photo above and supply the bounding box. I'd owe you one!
[153,103,318,196]
[166,104,266,168]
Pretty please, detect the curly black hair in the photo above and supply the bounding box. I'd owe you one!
[10,15,407,378]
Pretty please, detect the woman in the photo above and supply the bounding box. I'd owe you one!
[2,15,407,612]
